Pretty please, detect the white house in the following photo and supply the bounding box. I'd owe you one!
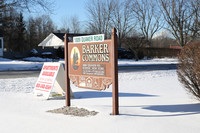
[38,33,65,49]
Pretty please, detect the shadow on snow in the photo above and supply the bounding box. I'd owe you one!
[121,103,200,117]
[73,91,158,99]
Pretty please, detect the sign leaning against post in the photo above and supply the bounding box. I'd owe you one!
[64,28,119,115]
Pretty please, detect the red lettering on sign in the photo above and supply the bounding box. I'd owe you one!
[35,83,52,90]
[45,85,52,90]
[40,84,45,89]
[43,66,59,71]
[36,83,40,88]
[42,71,55,77]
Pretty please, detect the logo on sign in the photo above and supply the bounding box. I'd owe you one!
[71,47,80,70]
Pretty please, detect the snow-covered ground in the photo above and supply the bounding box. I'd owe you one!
[0,57,199,133]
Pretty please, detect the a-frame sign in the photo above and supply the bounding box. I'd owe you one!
[33,62,73,99]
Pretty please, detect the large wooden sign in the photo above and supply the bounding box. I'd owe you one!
[65,28,119,115]
[68,40,112,90]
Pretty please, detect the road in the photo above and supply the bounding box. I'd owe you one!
[0,64,177,79]
[0,70,41,79]
[118,64,177,72]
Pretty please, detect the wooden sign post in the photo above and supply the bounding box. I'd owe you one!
[111,28,119,115]
[64,34,71,107]
[64,28,119,115]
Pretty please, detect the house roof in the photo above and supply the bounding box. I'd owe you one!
[53,33,65,41]
[38,33,64,47]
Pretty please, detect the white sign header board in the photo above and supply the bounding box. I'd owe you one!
[73,34,104,43]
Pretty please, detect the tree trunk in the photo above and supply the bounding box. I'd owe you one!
[134,50,139,61]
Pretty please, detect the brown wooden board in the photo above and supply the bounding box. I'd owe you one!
[68,40,112,90]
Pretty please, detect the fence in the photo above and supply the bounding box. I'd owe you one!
[142,47,181,58]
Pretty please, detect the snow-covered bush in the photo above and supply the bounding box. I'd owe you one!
[177,42,200,100]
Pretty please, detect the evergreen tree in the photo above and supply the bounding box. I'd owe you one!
[15,12,26,51]
[0,0,6,32]
[27,17,37,49]
[27,15,55,50]
[2,7,18,51]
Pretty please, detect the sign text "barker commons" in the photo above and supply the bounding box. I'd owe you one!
[82,44,110,62]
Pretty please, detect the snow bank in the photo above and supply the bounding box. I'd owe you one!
[118,57,178,66]
[23,57,55,62]
[0,57,178,71]
[0,57,12,61]
[0,60,43,71]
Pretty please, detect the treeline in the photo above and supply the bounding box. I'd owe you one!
[84,0,200,60]
[0,9,55,51]
[0,0,55,52]
[85,0,200,46]
[0,0,200,58]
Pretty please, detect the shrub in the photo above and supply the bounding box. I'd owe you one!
[177,42,200,100]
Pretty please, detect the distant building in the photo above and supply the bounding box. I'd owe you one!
[38,33,89,49]
[169,46,181,49]
[0,32,3,57]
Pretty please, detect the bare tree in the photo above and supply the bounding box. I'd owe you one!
[60,16,70,33]
[35,17,42,41]
[70,15,81,33]
[3,0,55,13]
[86,0,115,38]
[120,0,162,61]
[111,0,136,47]
[41,15,55,37]
[158,0,200,46]
[59,15,81,33]
[177,42,200,100]
[132,0,163,42]
[123,34,149,61]
[27,15,55,49]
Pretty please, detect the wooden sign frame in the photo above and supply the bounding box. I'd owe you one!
[64,28,119,115]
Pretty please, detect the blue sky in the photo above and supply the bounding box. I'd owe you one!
[52,0,88,26]
[25,0,88,28]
